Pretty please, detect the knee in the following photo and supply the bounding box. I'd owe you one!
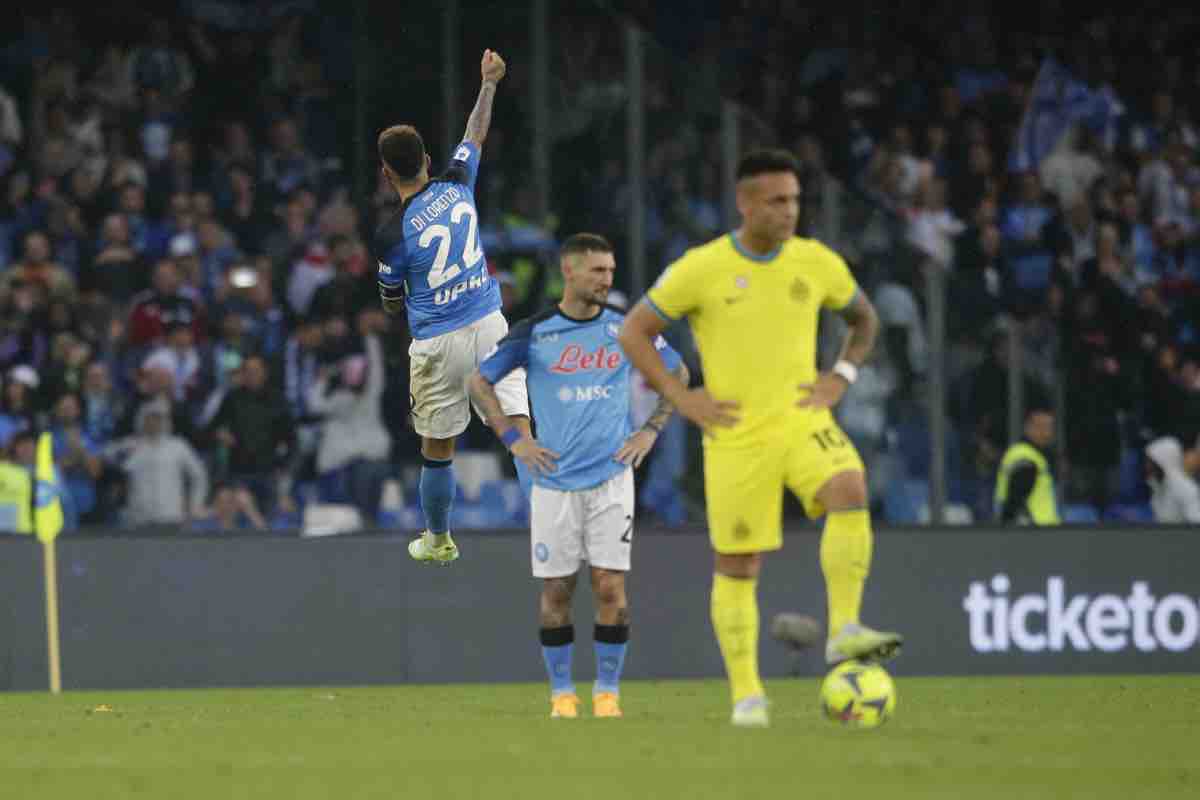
[820,471,868,512]
[540,579,574,626]
[715,552,761,579]
[421,437,455,461]
[592,571,626,610]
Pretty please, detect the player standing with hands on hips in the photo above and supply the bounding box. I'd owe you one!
[375,50,532,564]
[469,233,688,719]
[619,149,902,728]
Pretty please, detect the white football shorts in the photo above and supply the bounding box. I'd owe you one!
[408,309,529,439]
[530,467,634,578]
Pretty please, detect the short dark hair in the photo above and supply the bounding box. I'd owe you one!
[736,148,800,181]
[378,125,426,180]
[559,232,613,259]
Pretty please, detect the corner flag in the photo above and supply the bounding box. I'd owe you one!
[34,432,64,543]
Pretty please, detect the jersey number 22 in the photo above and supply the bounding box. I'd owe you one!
[419,201,483,289]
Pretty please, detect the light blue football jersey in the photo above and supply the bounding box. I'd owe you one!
[375,141,501,339]
[479,305,681,491]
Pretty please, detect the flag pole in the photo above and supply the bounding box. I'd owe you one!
[42,538,62,694]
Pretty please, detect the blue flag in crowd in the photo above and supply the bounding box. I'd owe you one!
[1008,58,1124,173]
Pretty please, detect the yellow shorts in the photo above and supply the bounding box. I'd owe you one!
[704,414,865,554]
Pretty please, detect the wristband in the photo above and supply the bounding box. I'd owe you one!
[643,421,663,434]
[500,428,522,449]
[832,360,858,385]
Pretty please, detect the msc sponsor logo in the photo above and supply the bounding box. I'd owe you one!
[433,272,488,305]
[963,575,1200,654]
[556,384,614,403]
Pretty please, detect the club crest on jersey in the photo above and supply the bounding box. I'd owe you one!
[549,344,623,374]
[734,275,749,289]
[606,322,621,338]
[790,278,810,303]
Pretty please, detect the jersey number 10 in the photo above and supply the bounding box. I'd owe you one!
[419,201,484,289]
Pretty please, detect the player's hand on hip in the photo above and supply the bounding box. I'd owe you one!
[512,437,557,475]
[796,373,848,410]
[481,49,507,83]
[677,388,740,432]
[614,428,658,468]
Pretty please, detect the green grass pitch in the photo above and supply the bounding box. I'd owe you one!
[2,675,1197,799]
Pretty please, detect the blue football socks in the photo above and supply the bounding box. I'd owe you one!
[419,457,455,534]
[593,624,629,695]
[540,626,575,696]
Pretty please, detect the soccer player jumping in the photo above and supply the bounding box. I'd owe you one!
[619,149,902,728]
[375,50,531,564]
[469,233,687,719]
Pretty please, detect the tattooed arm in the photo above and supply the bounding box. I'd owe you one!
[614,362,690,468]
[642,362,690,434]
[463,49,507,148]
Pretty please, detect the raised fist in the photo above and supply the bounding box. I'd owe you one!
[481,49,506,83]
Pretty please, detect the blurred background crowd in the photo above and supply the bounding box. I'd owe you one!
[1,0,1199,532]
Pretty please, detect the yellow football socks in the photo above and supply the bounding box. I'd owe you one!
[711,573,765,703]
[820,508,873,634]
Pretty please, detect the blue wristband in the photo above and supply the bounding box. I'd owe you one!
[500,428,521,449]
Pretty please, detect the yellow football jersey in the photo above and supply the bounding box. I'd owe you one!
[646,233,858,447]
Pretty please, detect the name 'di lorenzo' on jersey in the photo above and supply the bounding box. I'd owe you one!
[549,344,624,374]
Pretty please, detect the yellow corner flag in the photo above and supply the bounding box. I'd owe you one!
[34,432,64,543]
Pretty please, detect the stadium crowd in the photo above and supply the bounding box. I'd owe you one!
[1,3,1199,531]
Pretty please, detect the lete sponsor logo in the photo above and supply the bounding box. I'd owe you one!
[549,344,622,374]
[963,575,1200,654]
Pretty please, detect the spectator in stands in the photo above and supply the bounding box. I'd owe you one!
[0,366,37,448]
[995,406,1061,525]
[49,391,102,528]
[1048,200,1098,286]
[0,230,75,300]
[1144,435,1200,523]
[126,259,202,349]
[306,329,390,524]
[85,212,147,305]
[874,258,928,411]
[260,117,320,201]
[44,198,86,277]
[142,319,202,408]
[263,190,315,291]
[107,396,207,528]
[116,181,151,255]
[207,353,292,513]
[308,235,376,325]
[0,429,34,535]
[1040,127,1104,211]
[148,136,198,215]
[1062,287,1127,509]
[127,18,194,101]
[194,218,239,301]
[145,192,193,262]
[37,331,90,408]
[285,237,332,317]
[219,161,272,256]
[955,325,1049,495]
[80,360,123,447]
[191,482,268,532]
[1000,172,1054,296]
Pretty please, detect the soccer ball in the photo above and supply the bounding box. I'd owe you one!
[819,660,896,729]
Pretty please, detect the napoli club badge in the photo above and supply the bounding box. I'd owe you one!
[735,275,749,289]
[606,322,621,338]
